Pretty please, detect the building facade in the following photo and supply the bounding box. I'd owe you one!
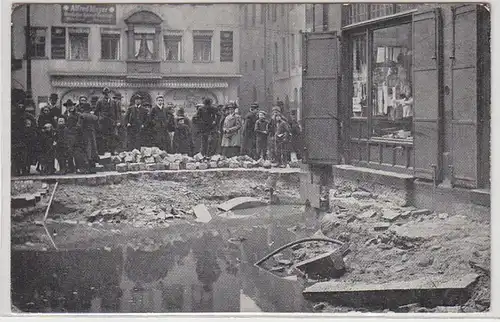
[302,3,490,211]
[11,4,240,116]
[239,4,304,117]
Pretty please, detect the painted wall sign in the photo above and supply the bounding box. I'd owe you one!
[61,4,116,25]
[220,31,233,62]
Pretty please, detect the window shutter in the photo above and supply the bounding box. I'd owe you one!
[412,8,443,181]
[450,5,479,188]
[302,31,340,164]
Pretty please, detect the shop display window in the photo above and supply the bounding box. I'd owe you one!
[351,34,367,117]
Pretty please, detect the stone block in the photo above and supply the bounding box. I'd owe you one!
[352,191,372,199]
[218,197,267,212]
[144,157,154,164]
[138,163,148,171]
[303,274,479,309]
[193,204,212,223]
[263,160,272,169]
[194,153,204,162]
[382,209,401,222]
[99,155,112,165]
[242,161,253,168]
[128,163,140,172]
[86,177,97,186]
[96,176,107,185]
[374,222,391,231]
[331,197,374,212]
[151,147,161,155]
[295,248,346,279]
[124,155,134,163]
[156,163,167,170]
[135,155,142,163]
[118,152,127,159]
[229,162,240,168]
[141,147,152,156]
[159,150,168,158]
[116,163,128,173]
[211,154,223,162]
[111,155,122,164]
[356,210,378,220]
[153,154,162,163]
[170,162,180,170]
[131,149,140,156]
[95,164,105,172]
[412,209,432,217]
[186,162,197,170]
[146,163,157,171]
[198,162,208,170]
[209,161,218,168]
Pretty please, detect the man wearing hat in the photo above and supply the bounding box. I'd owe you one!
[95,87,120,154]
[113,93,127,152]
[267,106,285,162]
[288,109,302,160]
[150,95,176,152]
[47,93,62,123]
[77,102,99,173]
[173,108,194,155]
[62,99,83,173]
[195,97,219,157]
[241,102,259,158]
[254,110,269,160]
[221,102,242,158]
[75,95,88,113]
[125,94,147,150]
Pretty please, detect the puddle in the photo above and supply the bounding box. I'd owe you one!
[11,206,315,313]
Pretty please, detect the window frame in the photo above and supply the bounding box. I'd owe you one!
[26,26,47,59]
[192,31,213,63]
[100,28,121,60]
[345,15,414,143]
[164,33,183,62]
[68,27,90,61]
[252,4,256,26]
[282,37,287,72]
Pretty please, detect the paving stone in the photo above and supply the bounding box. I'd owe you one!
[153,154,162,163]
[295,248,346,279]
[263,160,272,169]
[198,162,208,170]
[86,177,98,186]
[303,274,479,309]
[332,197,373,211]
[374,223,391,231]
[438,213,449,220]
[142,147,152,157]
[144,157,155,164]
[146,163,157,171]
[156,163,167,170]
[116,163,128,173]
[186,162,197,170]
[99,155,112,165]
[128,163,140,171]
[209,161,218,168]
[124,155,134,163]
[412,209,432,216]
[382,209,401,222]
[111,155,122,164]
[356,210,377,220]
[96,176,107,185]
[170,162,180,170]
[193,204,212,223]
[218,197,267,212]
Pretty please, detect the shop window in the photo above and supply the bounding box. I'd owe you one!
[193,31,212,62]
[252,4,256,26]
[27,27,46,58]
[164,34,182,61]
[291,34,296,67]
[371,23,413,140]
[69,27,89,60]
[101,29,120,60]
[351,34,368,117]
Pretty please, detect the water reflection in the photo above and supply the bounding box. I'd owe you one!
[12,208,313,313]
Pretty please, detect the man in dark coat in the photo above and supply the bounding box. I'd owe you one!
[77,103,99,173]
[38,105,56,129]
[75,95,88,113]
[125,95,147,150]
[95,87,120,154]
[39,123,57,174]
[191,104,203,154]
[241,102,259,158]
[47,93,62,124]
[11,101,33,175]
[63,99,82,173]
[141,102,155,147]
[195,98,218,157]
[288,109,302,160]
[113,93,127,152]
[150,95,175,152]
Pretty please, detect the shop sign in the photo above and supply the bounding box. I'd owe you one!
[220,31,233,62]
[61,4,116,25]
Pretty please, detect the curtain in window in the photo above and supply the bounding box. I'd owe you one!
[70,34,88,60]
[134,35,154,60]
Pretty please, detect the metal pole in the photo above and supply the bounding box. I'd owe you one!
[25,4,33,106]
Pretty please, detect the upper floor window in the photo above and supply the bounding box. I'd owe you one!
[101,28,120,60]
[193,31,212,62]
[27,27,47,58]
[69,27,89,60]
[290,34,296,67]
[272,4,277,22]
[260,4,265,24]
[261,57,264,69]
[282,37,287,72]
[252,4,256,26]
[164,33,182,61]
[273,42,278,73]
[252,59,256,71]
[134,26,155,60]
[244,5,248,27]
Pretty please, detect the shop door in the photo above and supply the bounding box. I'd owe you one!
[450,5,482,188]
[412,9,444,181]
[302,31,340,165]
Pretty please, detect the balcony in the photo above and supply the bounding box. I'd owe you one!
[126,59,161,75]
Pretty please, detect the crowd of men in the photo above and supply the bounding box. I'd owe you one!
[11,87,303,176]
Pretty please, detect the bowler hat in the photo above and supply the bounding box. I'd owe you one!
[203,97,212,105]
[176,108,185,117]
[102,87,111,94]
[250,102,259,108]
[290,109,297,116]
[272,106,281,113]
[50,93,58,99]
[133,94,143,100]
[63,99,75,107]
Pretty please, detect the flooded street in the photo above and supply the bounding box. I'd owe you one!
[12,205,315,313]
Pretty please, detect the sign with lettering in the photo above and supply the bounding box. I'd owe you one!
[61,4,116,25]
[220,31,233,62]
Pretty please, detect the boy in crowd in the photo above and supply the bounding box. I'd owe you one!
[254,110,269,160]
[274,113,291,167]
[173,108,194,156]
[55,117,73,174]
[39,123,57,174]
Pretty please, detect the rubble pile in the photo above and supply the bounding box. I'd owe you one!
[105,147,300,173]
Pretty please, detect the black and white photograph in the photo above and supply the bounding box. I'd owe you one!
[8,2,491,315]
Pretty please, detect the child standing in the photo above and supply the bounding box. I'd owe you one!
[40,123,57,174]
[173,109,194,156]
[254,111,269,160]
[274,113,291,167]
[56,117,73,174]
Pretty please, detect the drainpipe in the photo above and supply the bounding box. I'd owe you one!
[25,4,33,107]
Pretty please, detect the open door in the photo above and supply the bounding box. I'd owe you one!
[412,8,443,181]
[302,31,340,165]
